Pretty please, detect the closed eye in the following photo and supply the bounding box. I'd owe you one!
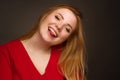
[55,15,60,20]
[66,28,71,33]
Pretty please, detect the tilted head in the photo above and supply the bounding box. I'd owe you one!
[21,4,83,47]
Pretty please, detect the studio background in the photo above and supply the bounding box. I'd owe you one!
[0,0,119,80]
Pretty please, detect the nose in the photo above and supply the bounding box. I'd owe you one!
[56,22,63,32]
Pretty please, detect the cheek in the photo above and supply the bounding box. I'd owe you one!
[44,15,56,23]
[60,33,70,42]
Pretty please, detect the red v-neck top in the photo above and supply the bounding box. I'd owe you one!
[0,40,64,80]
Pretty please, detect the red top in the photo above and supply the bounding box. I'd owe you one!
[0,40,64,80]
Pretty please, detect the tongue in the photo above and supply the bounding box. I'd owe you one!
[49,29,56,37]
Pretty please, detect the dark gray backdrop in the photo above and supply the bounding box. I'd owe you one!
[0,0,119,80]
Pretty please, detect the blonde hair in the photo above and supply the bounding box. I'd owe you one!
[20,4,86,80]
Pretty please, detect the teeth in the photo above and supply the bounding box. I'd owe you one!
[48,27,57,37]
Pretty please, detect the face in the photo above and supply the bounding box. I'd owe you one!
[38,8,77,46]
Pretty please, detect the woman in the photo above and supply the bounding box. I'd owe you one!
[0,4,86,80]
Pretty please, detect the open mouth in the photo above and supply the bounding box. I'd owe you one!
[48,27,58,38]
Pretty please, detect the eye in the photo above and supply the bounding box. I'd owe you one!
[66,28,71,33]
[55,15,60,20]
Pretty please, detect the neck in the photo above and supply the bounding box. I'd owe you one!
[22,32,51,53]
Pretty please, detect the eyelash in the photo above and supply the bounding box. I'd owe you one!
[66,28,70,33]
[55,15,60,20]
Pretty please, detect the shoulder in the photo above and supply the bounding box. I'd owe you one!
[0,39,23,61]
[0,39,21,52]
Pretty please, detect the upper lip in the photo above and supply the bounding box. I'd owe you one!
[48,26,58,37]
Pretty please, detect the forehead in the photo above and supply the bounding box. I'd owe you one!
[52,8,75,16]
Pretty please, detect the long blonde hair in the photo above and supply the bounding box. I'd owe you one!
[20,4,86,80]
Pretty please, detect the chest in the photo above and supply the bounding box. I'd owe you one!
[10,45,64,80]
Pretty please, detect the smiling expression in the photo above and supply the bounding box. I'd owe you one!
[38,8,77,46]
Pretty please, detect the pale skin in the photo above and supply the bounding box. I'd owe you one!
[21,8,77,75]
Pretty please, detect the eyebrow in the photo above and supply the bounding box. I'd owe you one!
[57,13,73,30]
[67,24,72,30]
[57,13,64,20]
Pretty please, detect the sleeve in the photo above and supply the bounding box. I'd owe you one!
[0,46,12,80]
